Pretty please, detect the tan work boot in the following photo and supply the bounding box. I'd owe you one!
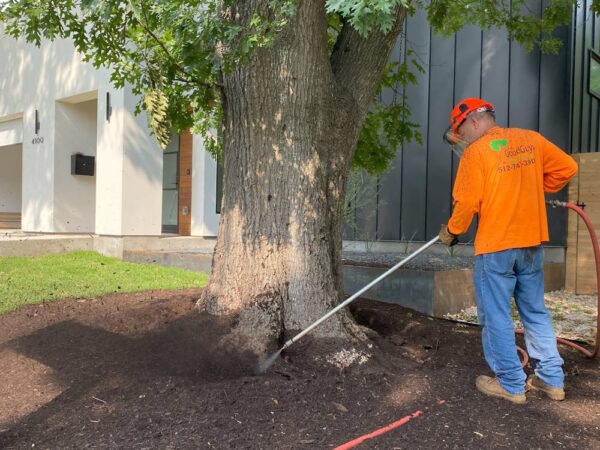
[475,375,527,404]
[526,374,565,401]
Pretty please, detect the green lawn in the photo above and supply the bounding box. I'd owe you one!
[0,251,209,314]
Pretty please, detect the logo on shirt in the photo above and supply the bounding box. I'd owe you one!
[497,144,536,174]
[490,139,508,151]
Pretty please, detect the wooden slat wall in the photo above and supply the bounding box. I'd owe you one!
[178,130,193,236]
[565,166,580,291]
[566,152,600,294]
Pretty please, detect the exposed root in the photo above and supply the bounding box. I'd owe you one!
[341,308,380,342]
[196,291,284,356]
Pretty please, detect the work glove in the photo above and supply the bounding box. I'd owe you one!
[439,224,458,246]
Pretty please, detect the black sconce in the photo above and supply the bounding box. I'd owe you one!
[35,109,40,134]
[106,92,112,122]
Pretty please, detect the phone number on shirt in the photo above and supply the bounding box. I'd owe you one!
[497,158,535,173]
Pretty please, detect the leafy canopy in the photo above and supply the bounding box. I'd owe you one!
[1,0,591,173]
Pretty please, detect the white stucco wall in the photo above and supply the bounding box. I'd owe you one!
[0,144,23,212]
[0,118,23,147]
[53,98,97,232]
[191,135,220,237]
[94,88,125,235]
[0,29,220,237]
[0,32,110,232]
[0,31,167,236]
[121,87,163,235]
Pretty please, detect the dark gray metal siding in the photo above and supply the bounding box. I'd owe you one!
[346,7,575,246]
[570,1,600,153]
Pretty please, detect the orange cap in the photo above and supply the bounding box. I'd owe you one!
[450,98,495,132]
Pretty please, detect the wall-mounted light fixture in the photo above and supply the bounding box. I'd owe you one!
[35,109,40,134]
[106,92,112,122]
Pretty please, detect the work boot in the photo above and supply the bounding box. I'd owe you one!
[526,374,565,401]
[475,375,527,404]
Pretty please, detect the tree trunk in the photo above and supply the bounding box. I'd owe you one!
[199,1,406,353]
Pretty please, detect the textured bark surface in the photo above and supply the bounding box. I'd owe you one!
[199,1,407,352]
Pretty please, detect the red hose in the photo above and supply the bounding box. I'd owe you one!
[516,345,529,367]
[516,201,599,360]
[334,410,423,449]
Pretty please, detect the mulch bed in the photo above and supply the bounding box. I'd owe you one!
[0,290,599,449]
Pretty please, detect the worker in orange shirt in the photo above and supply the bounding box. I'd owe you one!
[439,98,578,404]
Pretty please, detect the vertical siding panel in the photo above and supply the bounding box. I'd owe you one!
[399,8,430,242]
[481,28,510,127]
[508,1,541,131]
[590,15,599,152]
[540,3,571,246]
[581,0,593,152]
[590,78,599,153]
[452,25,482,243]
[572,2,585,152]
[568,5,576,154]
[596,14,600,152]
[346,3,585,246]
[376,37,405,240]
[353,172,377,240]
[425,33,455,239]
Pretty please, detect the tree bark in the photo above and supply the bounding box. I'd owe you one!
[199,0,406,353]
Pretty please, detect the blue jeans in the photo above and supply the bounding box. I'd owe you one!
[473,246,564,394]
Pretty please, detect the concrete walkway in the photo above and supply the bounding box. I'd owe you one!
[0,230,94,256]
[0,230,216,261]
[122,248,214,274]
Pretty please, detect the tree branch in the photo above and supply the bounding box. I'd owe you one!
[330,6,407,122]
[136,4,217,90]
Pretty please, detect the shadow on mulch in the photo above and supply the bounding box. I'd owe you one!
[0,289,599,449]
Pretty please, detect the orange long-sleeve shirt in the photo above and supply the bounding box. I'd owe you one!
[448,126,578,255]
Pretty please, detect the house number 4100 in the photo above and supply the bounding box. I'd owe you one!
[32,137,44,144]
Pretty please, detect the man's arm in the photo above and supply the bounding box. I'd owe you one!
[540,134,578,193]
[447,147,484,235]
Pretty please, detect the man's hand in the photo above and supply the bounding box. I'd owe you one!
[439,224,458,246]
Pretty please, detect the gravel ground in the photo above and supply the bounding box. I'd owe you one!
[445,290,598,344]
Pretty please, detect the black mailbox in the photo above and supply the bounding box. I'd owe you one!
[71,154,95,176]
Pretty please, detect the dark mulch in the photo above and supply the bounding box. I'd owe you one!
[0,290,599,449]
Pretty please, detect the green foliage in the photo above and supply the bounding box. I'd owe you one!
[326,0,410,35]
[327,11,343,53]
[326,9,422,174]
[1,0,591,170]
[0,0,296,153]
[0,251,209,314]
[144,88,171,149]
[356,54,424,174]
[426,0,578,54]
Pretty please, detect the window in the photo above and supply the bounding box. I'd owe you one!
[590,49,600,100]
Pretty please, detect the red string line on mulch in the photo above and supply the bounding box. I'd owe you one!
[333,410,423,450]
